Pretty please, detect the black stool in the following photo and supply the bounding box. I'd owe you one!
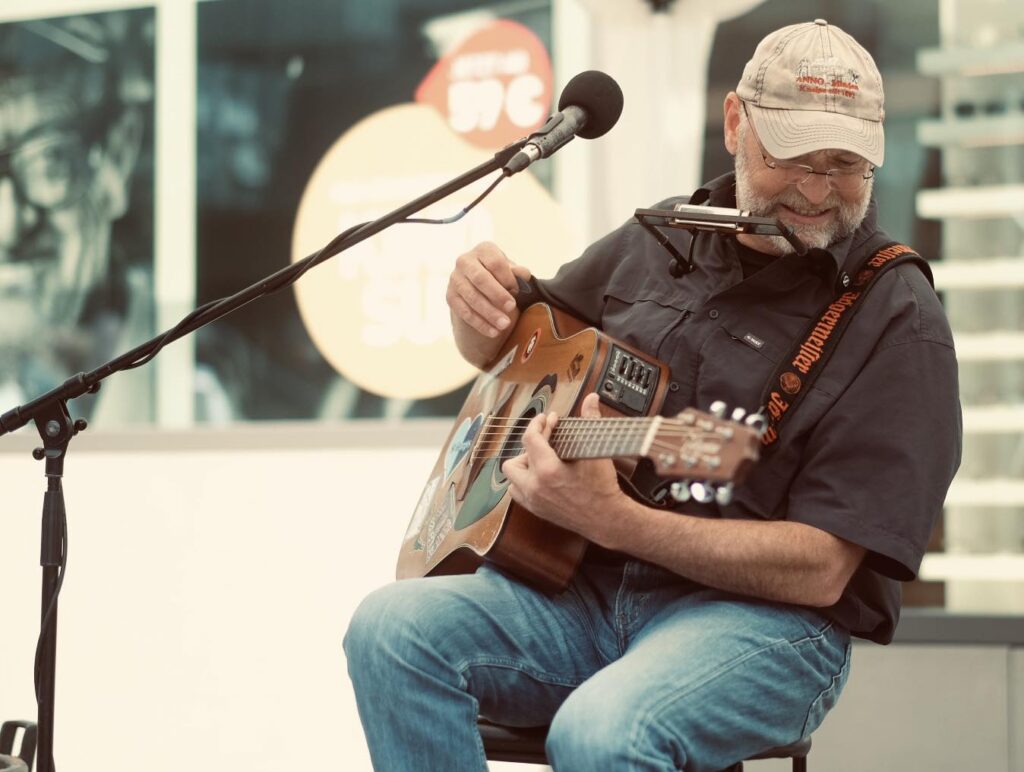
[479,718,810,771]
[0,721,36,772]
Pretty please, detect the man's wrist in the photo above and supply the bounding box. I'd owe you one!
[593,493,649,551]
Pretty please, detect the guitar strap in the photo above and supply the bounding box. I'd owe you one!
[757,240,933,451]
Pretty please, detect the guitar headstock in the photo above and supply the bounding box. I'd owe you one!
[645,402,764,500]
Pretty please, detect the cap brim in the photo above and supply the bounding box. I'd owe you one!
[745,103,884,167]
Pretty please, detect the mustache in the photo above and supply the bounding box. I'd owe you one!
[756,184,840,213]
[745,187,862,229]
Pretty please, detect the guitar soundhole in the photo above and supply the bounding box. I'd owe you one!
[492,404,540,485]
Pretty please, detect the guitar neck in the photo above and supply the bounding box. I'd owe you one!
[549,417,656,461]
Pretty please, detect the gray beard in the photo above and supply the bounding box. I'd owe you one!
[733,132,872,256]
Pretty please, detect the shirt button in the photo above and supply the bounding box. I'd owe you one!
[708,309,720,320]
[669,381,680,392]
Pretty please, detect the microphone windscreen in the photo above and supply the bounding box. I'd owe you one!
[557,70,624,140]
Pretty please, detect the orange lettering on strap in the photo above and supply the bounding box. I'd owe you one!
[764,243,921,450]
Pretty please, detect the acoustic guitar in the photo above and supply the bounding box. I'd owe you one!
[395,303,761,593]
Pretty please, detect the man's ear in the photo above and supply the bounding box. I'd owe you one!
[723,91,742,156]
[97,106,144,219]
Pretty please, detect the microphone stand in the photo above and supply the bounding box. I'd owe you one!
[1,138,529,772]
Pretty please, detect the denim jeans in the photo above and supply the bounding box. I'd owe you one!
[344,557,851,772]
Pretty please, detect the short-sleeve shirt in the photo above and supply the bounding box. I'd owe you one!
[528,173,962,644]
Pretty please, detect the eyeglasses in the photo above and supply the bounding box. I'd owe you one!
[0,132,94,210]
[741,102,875,194]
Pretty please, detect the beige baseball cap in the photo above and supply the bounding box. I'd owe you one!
[737,19,885,167]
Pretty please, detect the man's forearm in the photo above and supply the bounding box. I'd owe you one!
[601,497,863,607]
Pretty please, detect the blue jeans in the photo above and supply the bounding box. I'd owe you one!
[344,557,851,771]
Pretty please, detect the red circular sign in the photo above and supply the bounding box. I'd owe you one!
[416,19,553,151]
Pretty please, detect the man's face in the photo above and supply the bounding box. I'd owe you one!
[733,113,873,256]
[0,77,114,349]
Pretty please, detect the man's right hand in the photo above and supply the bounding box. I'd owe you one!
[446,242,532,367]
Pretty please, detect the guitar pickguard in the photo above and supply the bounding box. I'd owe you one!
[444,414,483,481]
[454,375,557,531]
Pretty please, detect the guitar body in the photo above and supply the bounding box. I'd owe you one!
[395,303,670,593]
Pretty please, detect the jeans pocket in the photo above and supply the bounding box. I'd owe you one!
[800,640,852,738]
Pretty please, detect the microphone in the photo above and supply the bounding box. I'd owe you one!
[503,70,623,176]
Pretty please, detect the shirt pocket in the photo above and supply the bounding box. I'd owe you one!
[696,320,785,415]
[600,283,695,358]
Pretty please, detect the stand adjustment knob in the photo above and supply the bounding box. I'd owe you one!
[32,447,45,460]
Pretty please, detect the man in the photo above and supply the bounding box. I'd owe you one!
[0,15,151,423]
[345,20,961,771]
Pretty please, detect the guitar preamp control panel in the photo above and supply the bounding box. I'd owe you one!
[598,345,660,416]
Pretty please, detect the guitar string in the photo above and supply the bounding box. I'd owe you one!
[467,444,725,469]
[465,417,740,459]
[468,428,730,443]
[472,417,727,431]
[469,432,725,457]
[461,413,742,470]
[467,439,723,454]
[475,416,730,431]
[468,429,728,443]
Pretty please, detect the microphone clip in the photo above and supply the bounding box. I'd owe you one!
[530,112,568,139]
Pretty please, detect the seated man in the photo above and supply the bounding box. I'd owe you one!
[345,19,961,772]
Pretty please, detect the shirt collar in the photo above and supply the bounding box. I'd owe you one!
[692,172,880,288]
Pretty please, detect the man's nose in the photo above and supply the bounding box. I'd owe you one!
[0,177,37,259]
[795,172,833,205]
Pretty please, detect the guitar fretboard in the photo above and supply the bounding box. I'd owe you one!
[472,416,659,463]
[469,412,734,476]
[549,417,655,459]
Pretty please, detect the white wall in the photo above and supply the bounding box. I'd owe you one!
[0,428,445,771]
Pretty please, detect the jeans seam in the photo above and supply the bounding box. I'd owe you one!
[456,655,587,689]
[564,586,602,659]
[788,620,836,649]
[613,561,638,655]
[799,640,851,737]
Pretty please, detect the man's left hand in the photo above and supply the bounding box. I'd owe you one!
[501,392,628,546]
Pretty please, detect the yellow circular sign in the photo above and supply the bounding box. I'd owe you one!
[291,103,575,399]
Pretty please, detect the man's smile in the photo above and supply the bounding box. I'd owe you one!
[777,204,834,225]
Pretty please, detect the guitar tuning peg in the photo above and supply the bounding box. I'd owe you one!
[709,401,727,418]
[670,481,691,503]
[689,482,715,504]
[744,412,768,433]
[714,483,734,506]
[731,407,747,423]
